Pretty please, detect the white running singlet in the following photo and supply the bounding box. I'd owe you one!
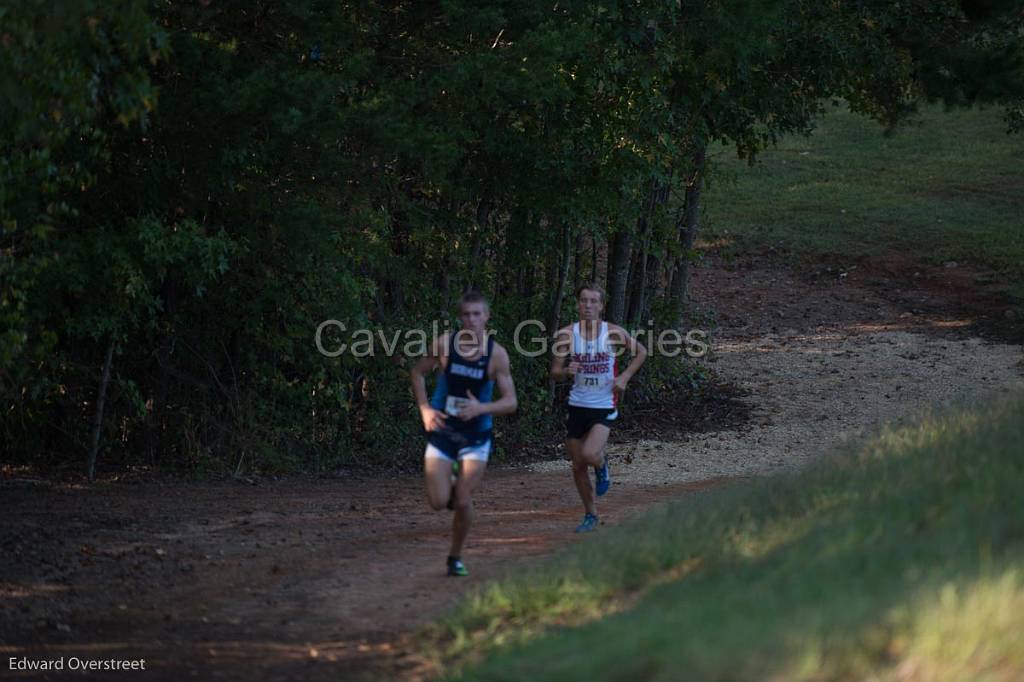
[568,321,618,410]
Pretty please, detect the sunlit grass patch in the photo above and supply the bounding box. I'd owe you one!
[880,569,1024,682]
[702,104,1024,291]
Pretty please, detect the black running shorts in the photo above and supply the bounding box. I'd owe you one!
[565,405,618,440]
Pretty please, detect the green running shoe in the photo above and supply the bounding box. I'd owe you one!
[575,512,599,533]
[447,556,469,577]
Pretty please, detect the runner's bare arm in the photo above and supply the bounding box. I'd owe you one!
[410,333,448,431]
[459,345,517,419]
[608,324,648,395]
[549,326,579,381]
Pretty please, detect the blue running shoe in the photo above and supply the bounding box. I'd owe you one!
[447,556,469,577]
[575,512,599,533]
[594,458,610,497]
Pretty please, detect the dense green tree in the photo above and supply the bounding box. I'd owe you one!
[2,0,1020,476]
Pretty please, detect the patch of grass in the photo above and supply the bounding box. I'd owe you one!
[702,103,1024,298]
[424,393,1024,681]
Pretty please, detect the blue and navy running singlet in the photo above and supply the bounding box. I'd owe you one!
[427,334,495,451]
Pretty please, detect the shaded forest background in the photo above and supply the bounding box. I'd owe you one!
[2,0,1021,477]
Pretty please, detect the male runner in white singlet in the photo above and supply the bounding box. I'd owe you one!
[410,291,517,576]
[550,283,648,532]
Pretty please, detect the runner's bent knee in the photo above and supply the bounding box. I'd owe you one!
[582,446,602,464]
[452,493,473,512]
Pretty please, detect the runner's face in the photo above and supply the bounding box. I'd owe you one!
[577,290,603,321]
[459,302,489,333]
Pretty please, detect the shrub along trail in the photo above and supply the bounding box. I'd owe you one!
[2,253,1022,681]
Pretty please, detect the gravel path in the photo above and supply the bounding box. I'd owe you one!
[531,257,1024,486]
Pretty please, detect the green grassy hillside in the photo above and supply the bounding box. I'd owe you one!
[427,393,1024,682]
[703,104,1024,298]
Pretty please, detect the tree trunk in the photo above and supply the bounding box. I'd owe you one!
[626,211,651,327]
[146,344,171,466]
[438,259,451,310]
[87,339,115,481]
[497,211,521,302]
[523,262,536,318]
[547,223,572,335]
[546,223,572,402]
[669,145,707,328]
[572,229,584,290]
[468,195,493,291]
[624,242,643,326]
[605,225,632,324]
[438,197,460,307]
[387,206,410,314]
[642,179,671,322]
[641,252,661,323]
[627,178,669,325]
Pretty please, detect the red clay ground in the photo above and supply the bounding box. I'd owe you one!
[1,471,726,681]
[2,249,1021,681]
[704,246,1023,345]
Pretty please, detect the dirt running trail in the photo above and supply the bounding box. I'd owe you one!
[3,253,1022,682]
[2,472,720,681]
[534,253,1024,487]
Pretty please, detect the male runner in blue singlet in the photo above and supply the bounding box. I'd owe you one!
[550,283,647,533]
[410,292,517,576]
